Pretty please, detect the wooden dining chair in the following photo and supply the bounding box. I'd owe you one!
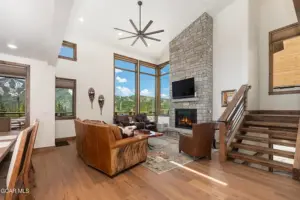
[3,126,32,200]
[21,120,39,190]
[0,118,11,132]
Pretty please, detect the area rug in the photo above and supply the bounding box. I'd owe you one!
[142,136,193,174]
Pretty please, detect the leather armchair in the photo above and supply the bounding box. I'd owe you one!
[134,113,157,131]
[114,115,131,126]
[74,119,148,176]
[179,123,215,160]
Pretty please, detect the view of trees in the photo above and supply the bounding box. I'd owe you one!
[115,95,170,115]
[55,88,73,116]
[0,77,26,118]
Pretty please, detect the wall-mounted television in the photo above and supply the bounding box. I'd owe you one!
[172,78,195,99]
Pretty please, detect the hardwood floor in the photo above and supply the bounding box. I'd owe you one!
[32,142,300,200]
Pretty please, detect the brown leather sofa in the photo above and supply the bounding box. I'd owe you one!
[74,119,148,176]
[179,123,215,160]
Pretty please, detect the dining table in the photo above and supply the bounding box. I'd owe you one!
[0,130,20,163]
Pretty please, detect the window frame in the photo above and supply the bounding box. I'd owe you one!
[114,54,138,116]
[158,61,170,116]
[0,60,30,128]
[55,77,77,120]
[58,40,77,62]
[113,53,170,119]
[138,61,157,116]
[269,23,300,95]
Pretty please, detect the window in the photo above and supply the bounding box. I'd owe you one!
[55,78,76,120]
[0,61,30,129]
[58,40,77,61]
[114,54,137,115]
[140,68,156,117]
[269,23,300,95]
[0,76,26,117]
[159,63,170,115]
[113,54,170,119]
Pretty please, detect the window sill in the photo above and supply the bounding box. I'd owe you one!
[55,116,76,120]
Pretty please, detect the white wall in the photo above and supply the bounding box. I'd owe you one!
[0,53,55,148]
[55,37,156,139]
[258,0,300,110]
[213,0,250,120]
[247,0,260,110]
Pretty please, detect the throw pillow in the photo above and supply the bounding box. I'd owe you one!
[118,125,137,139]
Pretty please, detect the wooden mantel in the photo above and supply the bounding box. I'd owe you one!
[293,0,300,22]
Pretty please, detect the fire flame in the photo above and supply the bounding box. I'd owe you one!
[179,117,193,126]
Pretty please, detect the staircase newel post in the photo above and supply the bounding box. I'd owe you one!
[219,122,228,162]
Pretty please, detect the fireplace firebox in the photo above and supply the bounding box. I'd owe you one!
[175,109,197,129]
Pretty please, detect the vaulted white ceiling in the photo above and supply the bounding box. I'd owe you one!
[0,0,74,65]
[0,0,234,64]
[65,0,235,60]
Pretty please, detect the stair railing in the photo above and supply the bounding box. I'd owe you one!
[218,84,251,162]
[293,119,300,181]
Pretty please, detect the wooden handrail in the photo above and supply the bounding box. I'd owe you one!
[218,84,251,162]
[219,85,250,123]
[293,119,300,181]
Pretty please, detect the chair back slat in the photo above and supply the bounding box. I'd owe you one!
[6,126,32,192]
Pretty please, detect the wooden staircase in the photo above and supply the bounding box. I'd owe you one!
[218,85,300,181]
[228,111,299,174]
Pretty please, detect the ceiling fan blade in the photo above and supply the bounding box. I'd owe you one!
[119,36,137,40]
[114,28,137,35]
[129,19,139,32]
[140,37,148,47]
[144,30,164,36]
[131,36,139,46]
[144,36,161,42]
[142,20,153,33]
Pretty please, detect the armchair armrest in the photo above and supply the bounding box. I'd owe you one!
[112,136,148,149]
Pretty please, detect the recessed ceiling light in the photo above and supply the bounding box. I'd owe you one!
[7,44,18,49]
[78,17,84,22]
[118,32,123,36]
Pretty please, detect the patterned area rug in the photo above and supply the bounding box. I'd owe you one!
[142,136,193,174]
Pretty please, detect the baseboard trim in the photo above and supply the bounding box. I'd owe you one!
[55,136,76,143]
[33,146,56,154]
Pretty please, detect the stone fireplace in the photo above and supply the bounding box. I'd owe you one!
[175,109,197,129]
[169,13,213,129]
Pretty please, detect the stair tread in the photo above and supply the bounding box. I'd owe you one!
[228,152,293,172]
[244,121,298,128]
[235,135,296,147]
[240,128,297,138]
[231,143,295,159]
[247,114,300,117]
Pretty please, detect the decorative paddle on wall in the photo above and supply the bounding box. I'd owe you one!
[98,95,105,115]
[88,88,95,109]
[114,1,164,47]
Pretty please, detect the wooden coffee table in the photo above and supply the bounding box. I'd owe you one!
[134,130,163,149]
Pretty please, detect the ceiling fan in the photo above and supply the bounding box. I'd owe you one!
[114,1,164,47]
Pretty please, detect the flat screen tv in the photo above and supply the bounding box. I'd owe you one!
[172,78,195,99]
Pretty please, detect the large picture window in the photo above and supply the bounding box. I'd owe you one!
[139,67,156,117]
[114,54,137,115]
[269,23,300,95]
[55,77,76,120]
[159,63,170,115]
[0,61,30,129]
[114,54,169,120]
